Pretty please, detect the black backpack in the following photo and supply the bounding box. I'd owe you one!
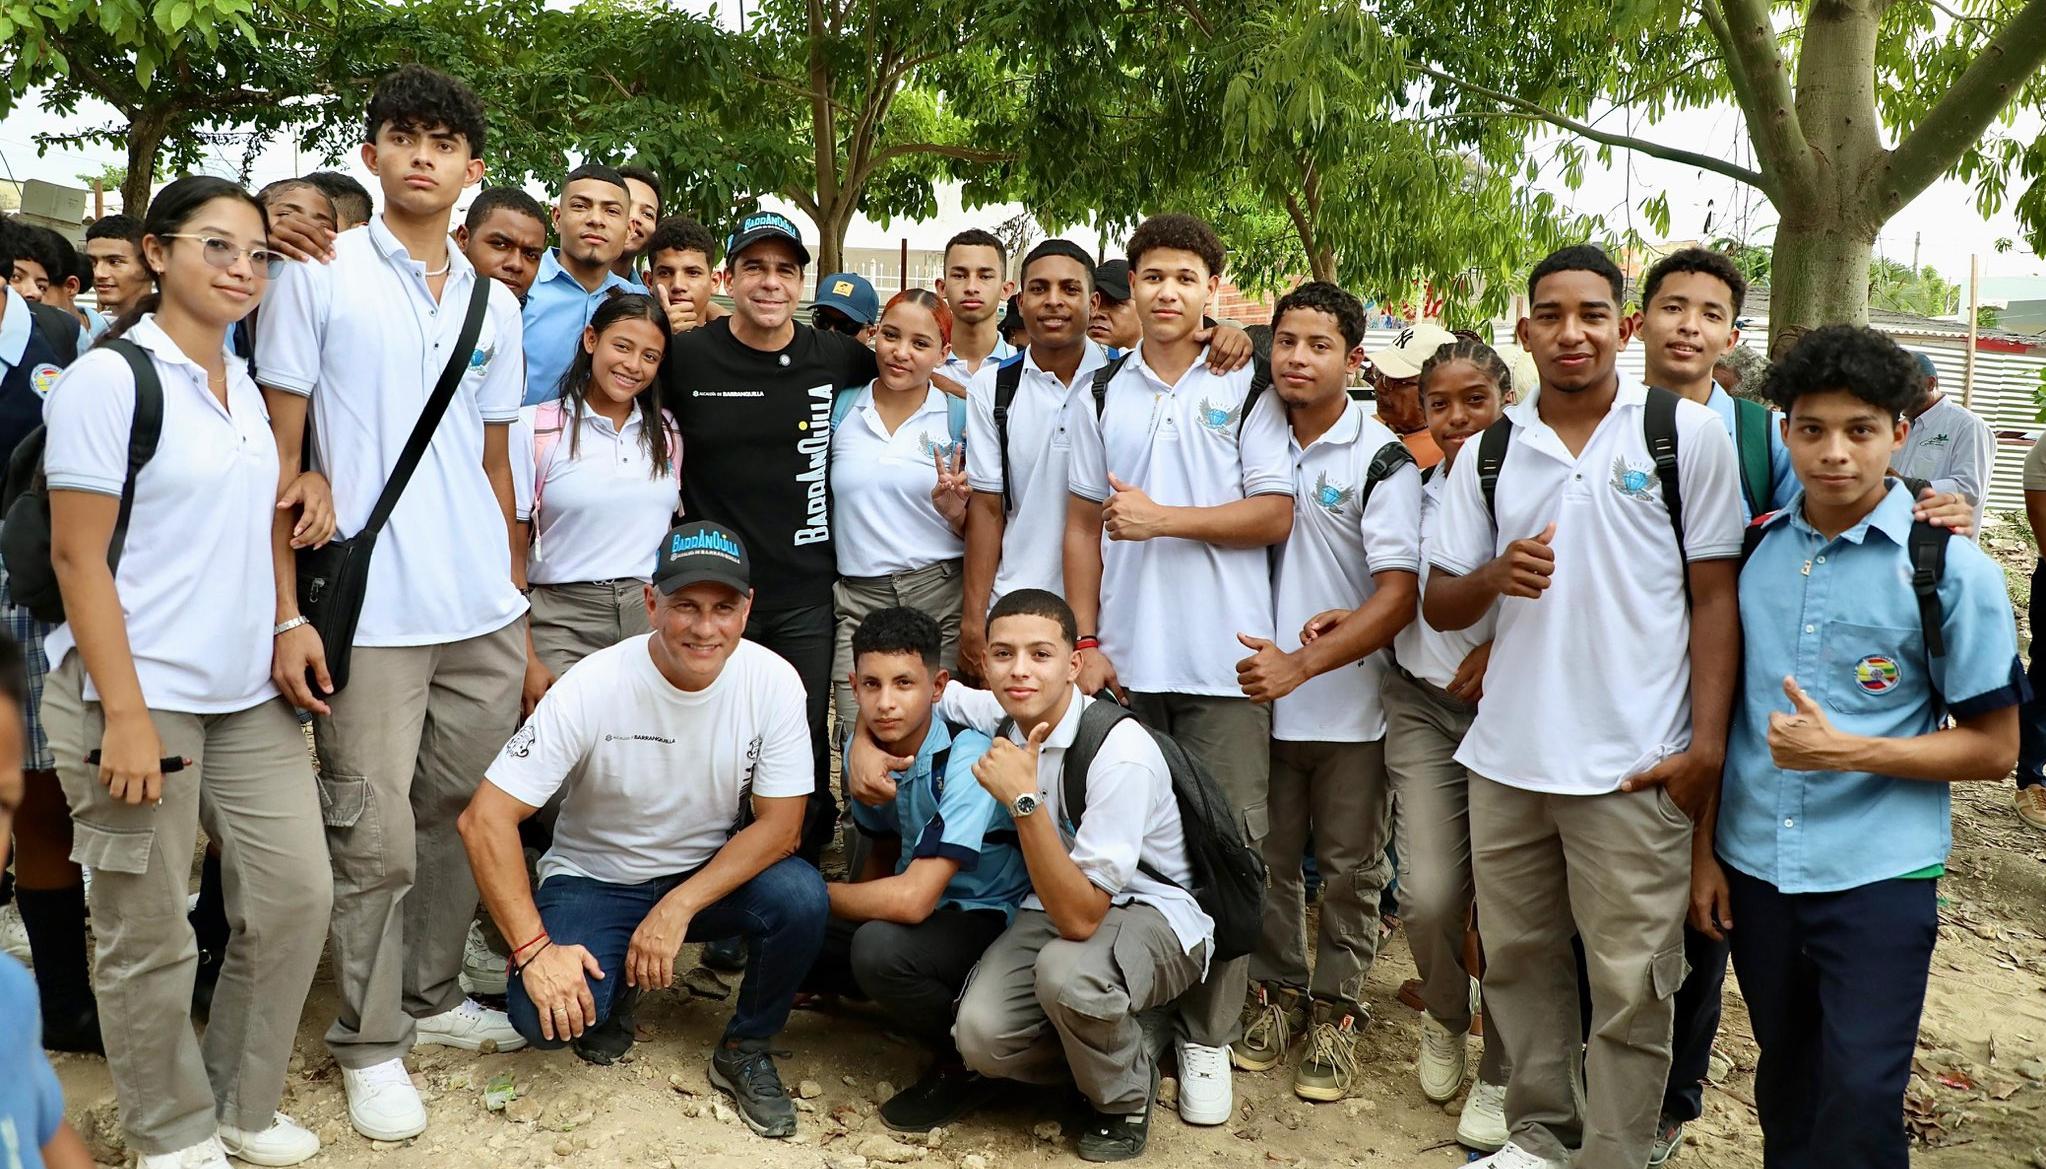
[0,339,163,622]
[1046,699,1268,962]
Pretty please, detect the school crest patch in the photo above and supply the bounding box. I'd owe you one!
[1312,471,1355,518]
[470,342,495,370]
[1853,655,1901,694]
[918,431,961,460]
[1610,457,1657,500]
[28,363,61,398]
[1196,397,1245,433]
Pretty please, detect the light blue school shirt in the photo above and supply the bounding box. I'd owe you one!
[520,249,644,405]
[848,716,1030,918]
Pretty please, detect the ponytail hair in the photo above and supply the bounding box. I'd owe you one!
[553,290,672,477]
[883,288,953,346]
[1418,335,1512,399]
[103,175,269,344]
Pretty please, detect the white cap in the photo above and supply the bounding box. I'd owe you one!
[1368,323,1459,379]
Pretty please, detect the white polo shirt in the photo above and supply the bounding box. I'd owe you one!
[485,636,813,886]
[254,216,528,647]
[936,682,1213,960]
[510,404,682,584]
[964,342,1112,601]
[1066,344,1293,695]
[42,317,280,713]
[940,336,1016,388]
[1429,380,1742,795]
[829,383,964,578]
[1393,465,1498,693]
[1271,403,1422,742]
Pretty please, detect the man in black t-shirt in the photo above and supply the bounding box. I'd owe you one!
[660,211,877,862]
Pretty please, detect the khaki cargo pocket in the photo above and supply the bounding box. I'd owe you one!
[317,771,369,829]
[1054,920,1133,1022]
[1654,785,1693,827]
[1240,801,1271,847]
[69,820,154,875]
[1630,942,1692,1042]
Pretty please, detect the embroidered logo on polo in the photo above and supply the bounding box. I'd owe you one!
[1610,457,1658,500]
[28,363,61,398]
[1923,432,1951,448]
[470,341,496,370]
[1312,471,1356,517]
[918,431,961,461]
[1196,397,1244,433]
[504,724,537,758]
[1853,654,1901,694]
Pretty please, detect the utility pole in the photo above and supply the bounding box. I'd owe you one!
[1963,253,1980,410]
[1912,231,1921,272]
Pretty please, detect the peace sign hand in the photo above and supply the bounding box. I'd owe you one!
[931,446,971,527]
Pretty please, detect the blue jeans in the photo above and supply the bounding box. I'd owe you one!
[1726,867,1935,1169]
[2016,561,2046,790]
[507,857,828,1046]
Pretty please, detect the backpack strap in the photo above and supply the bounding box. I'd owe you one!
[29,302,80,366]
[993,357,1025,515]
[1643,385,1689,604]
[1474,416,1514,531]
[101,339,163,575]
[529,401,567,523]
[830,384,865,430]
[1896,477,1948,663]
[1732,396,1773,519]
[1739,512,1775,568]
[1050,699,1134,835]
[1090,353,1133,419]
[1361,440,1417,511]
[1241,356,1271,440]
[946,393,966,445]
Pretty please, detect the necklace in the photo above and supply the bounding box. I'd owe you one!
[423,257,452,278]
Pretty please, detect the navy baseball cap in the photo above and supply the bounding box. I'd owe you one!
[1094,258,1131,301]
[652,521,751,596]
[725,210,811,267]
[1914,351,1938,379]
[814,272,880,325]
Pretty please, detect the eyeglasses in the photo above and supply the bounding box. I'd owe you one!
[160,234,286,279]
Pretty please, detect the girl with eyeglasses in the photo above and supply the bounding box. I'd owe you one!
[40,176,335,1169]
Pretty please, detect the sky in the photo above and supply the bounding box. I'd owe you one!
[4,76,2043,290]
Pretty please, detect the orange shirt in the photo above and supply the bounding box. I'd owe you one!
[1400,427,1443,471]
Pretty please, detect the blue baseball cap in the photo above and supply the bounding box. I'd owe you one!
[725,210,811,267]
[814,272,880,325]
[1914,351,1938,379]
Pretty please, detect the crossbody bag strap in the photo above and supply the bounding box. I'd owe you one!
[360,277,492,541]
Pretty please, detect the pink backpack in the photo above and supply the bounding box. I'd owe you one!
[530,401,685,525]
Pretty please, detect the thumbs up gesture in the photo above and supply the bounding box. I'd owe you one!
[1485,521,1557,599]
[1236,632,1307,702]
[1102,473,1172,542]
[974,720,1054,803]
[1767,677,1842,772]
[655,282,698,334]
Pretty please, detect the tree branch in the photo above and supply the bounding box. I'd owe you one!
[1708,0,1813,196]
[1879,0,2046,215]
[865,142,1013,171]
[1412,62,1769,191]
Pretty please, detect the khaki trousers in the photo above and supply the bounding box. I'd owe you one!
[528,579,650,678]
[1251,738,1391,1011]
[830,558,963,732]
[45,657,332,1153]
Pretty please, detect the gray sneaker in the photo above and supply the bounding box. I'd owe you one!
[709,1038,797,1138]
[1648,1115,1685,1166]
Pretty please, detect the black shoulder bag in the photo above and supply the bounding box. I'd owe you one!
[294,277,491,694]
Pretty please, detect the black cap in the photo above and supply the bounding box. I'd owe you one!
[724,210,811,267]
[1094,258,1130,301]
[652,521,751,596]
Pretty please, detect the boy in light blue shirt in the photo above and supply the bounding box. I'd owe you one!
[1693,324,2026,1169]
[803,607,1025,1135]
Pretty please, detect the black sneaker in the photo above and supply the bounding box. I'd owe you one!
[708,1037,797,1138]
[880,1061,999,1132]
[190,948,224,1021]
[1076,1061,1157,1162]
[702,936,746,971]
[572,989,640,1066]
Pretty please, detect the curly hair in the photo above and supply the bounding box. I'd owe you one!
[1272,281,1365,349]
[851,606,943,670]
[1760,324,1920,419]
[1126,213,1226,280]
[1642,246,1748,316]
[645,215,720,267]
[364,64,487,155]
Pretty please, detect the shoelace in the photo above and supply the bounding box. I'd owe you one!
[1422,1019,1463,1062]
[726,1047,791,1097]
[1181,1043,1230,1079]
[1303,1022,1359,1088]
[1243,999,1290,1053]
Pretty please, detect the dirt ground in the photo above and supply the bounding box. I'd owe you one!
[44,526,2046,1169]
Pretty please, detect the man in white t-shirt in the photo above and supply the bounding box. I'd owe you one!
[851,589,1210,1162]
[1424,245,1742,1169]
[1228,283,1420,1102]
[254,66,530,1144]
[1063,213,1293,1127]
[458,522,826,1140]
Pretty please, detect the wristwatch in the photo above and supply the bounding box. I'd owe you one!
[1010,793,1041,818]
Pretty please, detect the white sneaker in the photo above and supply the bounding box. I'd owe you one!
[218,1113,320,1166]
[1418,1013,1469,1103]
[414,997,526,1052]
[1457,1079,1510,1152]
[458,921,508,997]
[1176,1040,1234,1125]
[342,1059,428,1141]
[0,903,30,965]
[138,1135,230,1169]
[1468,1141,1555,1168]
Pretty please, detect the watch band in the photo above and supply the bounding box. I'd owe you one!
[273,616,310,637]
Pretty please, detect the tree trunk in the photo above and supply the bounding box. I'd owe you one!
[1760,216,1875,351]
[812,195,851,280]
[1309,247,1335,284]
[121,109,170,217]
